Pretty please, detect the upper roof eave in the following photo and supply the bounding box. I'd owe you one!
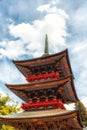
[12,49,68,64]
[5,76,71,90]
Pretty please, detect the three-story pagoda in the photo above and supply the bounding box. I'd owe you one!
[0,35,83,130]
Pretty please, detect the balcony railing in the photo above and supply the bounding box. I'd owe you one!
[26,72,59,82]
[21,99,65,111]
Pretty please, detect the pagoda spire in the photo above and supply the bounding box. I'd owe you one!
[43,34,49,57]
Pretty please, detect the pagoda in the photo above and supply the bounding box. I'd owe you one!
[0,35,83,130]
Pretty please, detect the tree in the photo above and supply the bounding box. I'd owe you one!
[75,101,87,126]
[0,94,21,130]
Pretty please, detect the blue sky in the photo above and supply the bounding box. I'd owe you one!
[0,0,87,107]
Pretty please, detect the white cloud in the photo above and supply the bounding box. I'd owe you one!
[0,58,26,84]
[71,43,87,54]
[8,3,68,58]
[81,97,87,109]
[0,40,27,59]
[65,98,87,110]
[37,2,68,18]
[64,103,75,110]
[37,3,50,12]
[37,0,60,13]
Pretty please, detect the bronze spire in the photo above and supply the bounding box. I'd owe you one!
[43,34,49,57]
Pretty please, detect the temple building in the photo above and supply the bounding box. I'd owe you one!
[0,35,83,130]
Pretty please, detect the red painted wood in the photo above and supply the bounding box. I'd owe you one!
[21,99,65,111]
[26,72,60,82]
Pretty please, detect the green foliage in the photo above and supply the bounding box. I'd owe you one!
[75,101,87,126]
[1,124,15,130]
[0,95,10,106]
[0,94,21,130]
[0,95,21,115]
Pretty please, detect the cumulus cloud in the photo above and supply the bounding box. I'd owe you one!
[0,2,68,59]
[7,2,68,58]
[0,40,27,59]
[37,3,50,12]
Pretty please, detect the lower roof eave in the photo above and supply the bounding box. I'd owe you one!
[0,109,80,121]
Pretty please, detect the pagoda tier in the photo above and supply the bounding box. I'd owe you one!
[13,49,73,82]
[6,76,78,105]
[0,109,83,130]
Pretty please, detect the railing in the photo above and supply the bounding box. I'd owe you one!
[26,72,59,82]
[21,99,65,111]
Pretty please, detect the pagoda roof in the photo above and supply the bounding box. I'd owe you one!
[0,109,83,129]
[6,76,71,90]
[13,49,73,78]
[0,109,73,119]
[13,49,67,63]
[6,76,78,103]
